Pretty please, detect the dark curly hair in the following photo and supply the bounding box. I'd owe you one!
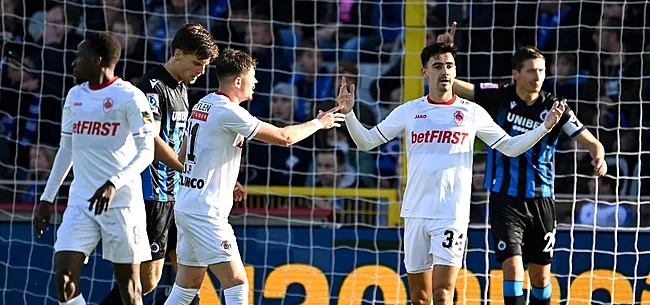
[85,32,122,66]
[214,48,257,81]
[420,43,458,67]
[171,23,219,61]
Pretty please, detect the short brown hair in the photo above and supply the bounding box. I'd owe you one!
[170,23,219,61]
[511,46,545,71]
[215,48,257,80]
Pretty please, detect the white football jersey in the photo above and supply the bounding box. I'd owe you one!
[374,95,507,222]
[61,77,156,208]
[174,93,261,219]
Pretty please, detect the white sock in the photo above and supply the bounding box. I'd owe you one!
[59,294,86,305]
[224,283,248,305]
[164,283,199,305]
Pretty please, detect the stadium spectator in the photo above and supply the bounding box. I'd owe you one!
[577,163,636,227]
[289,38,332,121]
[0,0,23,41]
[22,146,56,204]
[111,14,160,84]
[242,18,289,118]
[543,53,587,101]
[147,0,210,61]
[247,83,313,186]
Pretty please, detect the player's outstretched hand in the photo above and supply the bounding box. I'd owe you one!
[233,181,247,202]
[337,77,355,114]
[543,99,567,130]
[592,158,608,177]
[316,105,345,129]
[88,181,116,216]
[436,21,457,45]
[33,201,51,238]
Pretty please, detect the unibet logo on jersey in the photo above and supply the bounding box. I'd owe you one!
[507,112,542,133]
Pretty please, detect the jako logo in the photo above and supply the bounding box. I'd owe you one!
[73,121,121,136]
[415,114,427,119]
[411,130,469,144]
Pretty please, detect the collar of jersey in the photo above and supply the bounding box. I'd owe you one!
[88,76,119,90]
[427,94,456,105]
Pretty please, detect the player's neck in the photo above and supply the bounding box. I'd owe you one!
[163,61,183,83]
[515,86,539,105]
[88,71,116,87]
[216,87,242,104]
[427,90,454,104]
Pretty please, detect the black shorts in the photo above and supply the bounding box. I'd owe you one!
[144,200,177,261]
[489,193,557,265]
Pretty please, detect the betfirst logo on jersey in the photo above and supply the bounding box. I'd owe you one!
[73,121,121,136]
[411,130,470,145]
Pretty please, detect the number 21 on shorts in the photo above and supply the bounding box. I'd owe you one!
[543,228,557,257]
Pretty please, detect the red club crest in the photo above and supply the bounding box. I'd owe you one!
[103,98,113,113]
[454,110,464,125]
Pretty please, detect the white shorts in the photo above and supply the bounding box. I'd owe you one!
[403,217,468,273]
[54,204,151,264]
[174,211,241,267]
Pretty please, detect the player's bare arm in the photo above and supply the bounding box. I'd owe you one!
[154,136,184,172]
[254,106,344,147]
[574,130,607,176]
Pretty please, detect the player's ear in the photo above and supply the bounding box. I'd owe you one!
[511,69,520,81]
[173,49,183,61]
[92,55,102,66]
[234,76,242,89]
[421,67,427,79]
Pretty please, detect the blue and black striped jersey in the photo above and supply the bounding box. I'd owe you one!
[475,83,586,198]
[136,65,188,202]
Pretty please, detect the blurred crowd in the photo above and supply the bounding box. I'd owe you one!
[0,0,649,226]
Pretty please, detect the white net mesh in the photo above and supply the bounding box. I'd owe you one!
[1,0,649,304]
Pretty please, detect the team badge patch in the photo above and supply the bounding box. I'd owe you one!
[150,242,160,253]
[103,98,113,113]
[146,93,160,112]
[454,111,464,125]
[221,240,232,255]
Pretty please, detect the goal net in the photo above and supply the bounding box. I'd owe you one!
[1,0,650,304]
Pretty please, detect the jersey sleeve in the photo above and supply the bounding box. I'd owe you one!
[474,104,508,148]
[60,89,74,137]
[473,83,507,112]
[126,91,157,138]
[135,78,162,122]
[560,108,586,138]
[373,103,406,143]
[221,105,262,140]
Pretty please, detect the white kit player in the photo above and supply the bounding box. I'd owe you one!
[337,42,567,305]
[163,48,344,305]
[33,33,155,305]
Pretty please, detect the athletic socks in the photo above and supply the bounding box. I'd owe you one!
[164,283,199,305]
[224,283,248,305]
[60,294,86,305]
[530,284,552,305]
[503,280,525,305]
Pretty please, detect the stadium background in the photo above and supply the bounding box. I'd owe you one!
[1,0,650,304]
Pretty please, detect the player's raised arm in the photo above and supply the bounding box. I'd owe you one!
[435,21,476,100]
[338,77,404,151]
[476,99,567,157]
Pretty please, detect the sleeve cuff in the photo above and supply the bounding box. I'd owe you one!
[246,119,262,140]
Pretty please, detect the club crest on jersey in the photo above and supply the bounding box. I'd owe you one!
[454,111,464,125]
[540,109,549,121]
[103,98,113,113]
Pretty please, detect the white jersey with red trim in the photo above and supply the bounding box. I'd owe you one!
[373,94,507,222]
[175,92,261,219]
[61,77,156,208]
